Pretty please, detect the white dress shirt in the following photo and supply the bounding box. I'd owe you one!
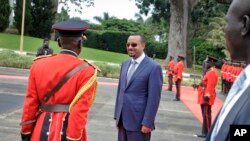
[127,52,145,72]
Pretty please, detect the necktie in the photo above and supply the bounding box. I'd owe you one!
[127,61,137,85]
[211,71,246,140]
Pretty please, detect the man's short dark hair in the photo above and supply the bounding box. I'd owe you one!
[130,33,146,45]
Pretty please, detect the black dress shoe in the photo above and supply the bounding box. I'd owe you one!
[173,99,180,101]
[193,134,206,138]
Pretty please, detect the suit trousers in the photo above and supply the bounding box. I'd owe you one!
[201,104,212,135]
[118,117,151,141]
[168,74,173,91]
[175,79,181,100]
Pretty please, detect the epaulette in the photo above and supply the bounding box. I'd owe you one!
[82,59,101,72]
[33,54,55,61]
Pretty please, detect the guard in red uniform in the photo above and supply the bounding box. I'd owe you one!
[20,20,99,141]
[166,56,175,91]
[220,61,226,94]
[194,56,218,138]
[173,55,185,101]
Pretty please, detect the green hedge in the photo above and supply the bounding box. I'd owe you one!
[84,29,167,59]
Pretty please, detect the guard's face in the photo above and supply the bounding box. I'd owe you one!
[225,1,247,61]
[126,35,145,59]
[44,41,49,46]
[177,57,181,62]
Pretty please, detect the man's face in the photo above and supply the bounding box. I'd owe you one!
[225,0,247,61]
[44,41,49,47]
[177,57,181,62]
[126,35,145,59]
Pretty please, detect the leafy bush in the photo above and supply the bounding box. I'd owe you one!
[93,62,120,78]
[190,38,225,65]
[0,50,33,69]
[0,0,11,32]
[85,29,167,59]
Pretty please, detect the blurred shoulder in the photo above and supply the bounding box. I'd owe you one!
[81,59,101,72]
[33,54,55,61]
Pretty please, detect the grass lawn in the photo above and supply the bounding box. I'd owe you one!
[1,33,222,88]
[0,33,129,64]
[0,32,204,76]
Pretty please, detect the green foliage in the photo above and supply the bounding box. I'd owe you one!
[101,31,130,53]
[192,0,228,24]
[146,41,167,59]
[135,0,170,22]
[0,50,33,69]
[58,0,94,14]
[84,30,103,50]
[56,7,70,22]
[14,0,33,35]
[190,0,229,62]
[205,17,226,48]
[93,12,116,24]
[29,0,55,38]
[0,0,11,32]
[93,62,120,78]
[85,29,130,53]
[191,38,225,65]
[84,29,167,59]
[102,19,146,33]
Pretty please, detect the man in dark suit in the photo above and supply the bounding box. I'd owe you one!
[114,33,163,141]
[206,0,250,141]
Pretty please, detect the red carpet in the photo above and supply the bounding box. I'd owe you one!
[167,85,224,123]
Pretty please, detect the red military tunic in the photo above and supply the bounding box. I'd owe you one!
[174,61,184,82]
[198,67,218,105]
[197,84,205,104]
[224,64,229,82]
[20,53,98,141]
[221,63,226,80]
[167,60,175,76]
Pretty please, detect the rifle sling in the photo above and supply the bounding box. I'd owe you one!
[43,63,89,102]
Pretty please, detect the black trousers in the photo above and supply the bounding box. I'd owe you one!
[175,79,181,100]
[168,74,173,91]
[200,104,211,135]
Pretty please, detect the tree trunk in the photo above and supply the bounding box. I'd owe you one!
[51,0,58,40]
[167,0,198,68]
[184,0,192,68]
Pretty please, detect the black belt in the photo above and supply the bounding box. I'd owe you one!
[40,104,69,112]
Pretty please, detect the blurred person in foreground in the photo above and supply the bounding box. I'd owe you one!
[206,0,250,140]
[114,33,163,141]
[20,20,98,141]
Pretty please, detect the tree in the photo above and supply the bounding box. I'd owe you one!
[216,0,232,4]
[135,0,198,67]
[93,12,116,24]
[135,0,230,67]
[56,7,70,22]
[0,0,11,32]
[56,0,94,13]
[134,13,144,23]
[102,18,146,33]
[29,0,55,38]
[14,0,33,35]
[50,0,94,25]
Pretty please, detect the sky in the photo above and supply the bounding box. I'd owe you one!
[65,0,150,24]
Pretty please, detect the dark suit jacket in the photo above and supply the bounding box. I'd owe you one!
[114,55,163,131]
[206,85,250,141]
